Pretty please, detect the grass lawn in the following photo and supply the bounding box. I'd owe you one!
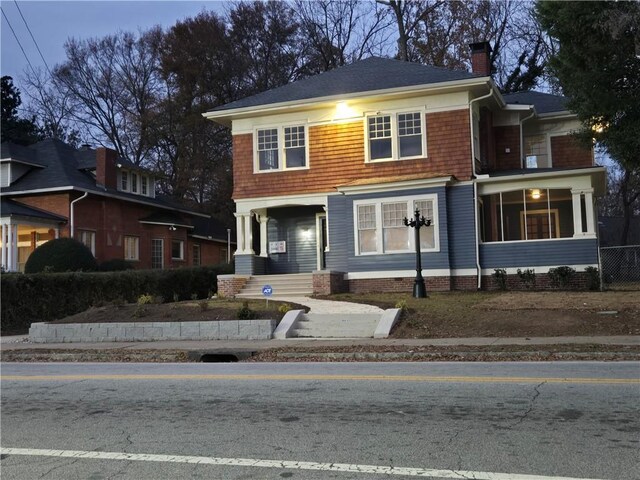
[321,291,640,338]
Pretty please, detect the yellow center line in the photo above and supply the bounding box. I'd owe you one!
[1,374,638,384]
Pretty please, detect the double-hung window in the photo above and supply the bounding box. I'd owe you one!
[354,194,438,255]
[256,125,307,172]
[124,236,139,261]
[121,171,128,191]
[77,230,96,256]
[366,111,425,162]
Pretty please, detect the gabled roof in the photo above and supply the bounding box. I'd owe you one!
[209,57,482,113]
[0,138,206,217]
[503,91,569,115]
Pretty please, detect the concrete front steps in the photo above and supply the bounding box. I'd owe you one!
[274,310,401,339]
[235,273,313,298]
[291,313,380,338]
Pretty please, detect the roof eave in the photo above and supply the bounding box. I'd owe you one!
[203,76,492,125]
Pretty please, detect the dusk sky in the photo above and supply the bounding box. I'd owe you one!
[1,1,226,82]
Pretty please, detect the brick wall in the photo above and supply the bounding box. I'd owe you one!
[217,275,249,297]
[348,276,453,293]
[232,109,472,200]
[551,135,593,168]
[312,270,348,295]
[96,148,118,189]
[482,272,592,291]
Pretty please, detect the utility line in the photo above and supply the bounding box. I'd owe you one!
[13,0,51,74]
[1,6,38,76]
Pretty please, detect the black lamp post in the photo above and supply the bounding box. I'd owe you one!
[403,208,432,298]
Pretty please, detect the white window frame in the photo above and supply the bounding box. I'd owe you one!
[253,124,310,173]
[131,172,138,193]
[192,244,201,266]
[171,239,184,260]
[124,235,139,261]
[353,193,439,256]
[364,108,427,163]
[141,175,148,196]
[524,133,554,168]
[120,171,129,191]
[151,238,163,269]
[77,230,96,256]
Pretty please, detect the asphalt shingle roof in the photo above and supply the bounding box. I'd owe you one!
[503,91,569,115]
[210,57,481,112]
[1,198,67,222]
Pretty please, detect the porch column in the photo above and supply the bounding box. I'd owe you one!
[243,214,254,254]
[54,228,59,239]
[7,223,15,271]
[571,190,583,237]
[1,224,6,270]
[235,214,245,254]
[254,209,269,258]
[584,188,596,235]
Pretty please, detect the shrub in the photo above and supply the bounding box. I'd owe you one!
[0,265,227,335]
[137,294,154,305]
[278,303,292,314]
[516,268,536,289]
[237,302,257,320]
[548,266,576,289]
[492,268,508,290]
[99,259,134,271]
[394,299,409,311]
[24,238,98,273]
[585,266,601,291]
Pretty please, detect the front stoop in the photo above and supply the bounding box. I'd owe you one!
[235,273,313,298]
[273,309,401,339]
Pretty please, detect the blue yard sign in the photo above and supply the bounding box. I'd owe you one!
[262,285,273,297]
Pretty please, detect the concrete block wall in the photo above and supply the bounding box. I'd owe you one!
[29,319,276,343]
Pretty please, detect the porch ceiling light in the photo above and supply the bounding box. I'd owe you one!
[530,189,541,200]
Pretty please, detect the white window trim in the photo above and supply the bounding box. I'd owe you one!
[364,108,427,163]
[192,244,201,266]
[353,193,439,256]
[77,229,96,256]
[171,239,184,260]
[124,235,140,261]
[253,124,310,174]
[151,238,164,269]
[119,169,154,197]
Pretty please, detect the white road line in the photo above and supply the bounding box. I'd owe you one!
[0,447,606,480]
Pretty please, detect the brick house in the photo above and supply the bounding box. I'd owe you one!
[0,139,233,271]
[204,42,605,295]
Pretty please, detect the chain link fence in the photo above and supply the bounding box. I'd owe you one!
[600,245,640,290]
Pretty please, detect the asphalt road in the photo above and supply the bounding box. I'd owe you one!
[1,362,638,480]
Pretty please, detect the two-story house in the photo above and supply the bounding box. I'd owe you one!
[205,42,605,296]
[1,139,233,271]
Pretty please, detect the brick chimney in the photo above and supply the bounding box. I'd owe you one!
[470,41,492,76]
[95,147,118,189]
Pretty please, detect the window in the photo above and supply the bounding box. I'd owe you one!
[141,176,148,195]
[171,240,184,260]
[131,172,138,193]
[284,126,306,168]
[77,230,95,256]
[524,135,549,168]
[192,244,201,266]
[354,194,438,255]
[366,111,425,162]
[255,125,308,172]
[124,236,139,261]
[151,239,163,269]
[121,171,128,191]
[480,188,574,243]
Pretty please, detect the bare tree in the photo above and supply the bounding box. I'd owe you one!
[294,0,392,73]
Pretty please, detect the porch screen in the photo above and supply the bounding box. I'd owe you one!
[480,188,574,242]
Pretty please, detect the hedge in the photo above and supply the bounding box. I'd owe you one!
[1,264,233,335]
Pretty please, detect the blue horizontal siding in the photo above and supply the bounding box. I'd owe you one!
[447,185,476,269]
[480,238,598,268]
[267,206,322,274]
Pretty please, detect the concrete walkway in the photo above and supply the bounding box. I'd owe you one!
[252,296,385,314]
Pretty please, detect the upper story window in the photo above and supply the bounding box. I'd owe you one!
[366,111,426,162]
[119,169,153,197]
[524,135,550,168]
[255,125,308,172]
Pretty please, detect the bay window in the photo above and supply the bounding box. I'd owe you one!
[354,194,438,255]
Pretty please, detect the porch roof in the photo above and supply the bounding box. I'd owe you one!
[0,199,68,223]
[336,172,454,193]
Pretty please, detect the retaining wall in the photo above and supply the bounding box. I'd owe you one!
[29,320,277,343]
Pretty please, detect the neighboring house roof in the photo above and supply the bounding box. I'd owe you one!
[0,198,67,222]
[139,211,194,229]
[209,57,481,113]
[0,138,204,217]
[190,216,235,243]
[503,91,569,115]
[0,142,46,167]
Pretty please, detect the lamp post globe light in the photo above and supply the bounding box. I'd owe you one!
[403,208,432,298]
